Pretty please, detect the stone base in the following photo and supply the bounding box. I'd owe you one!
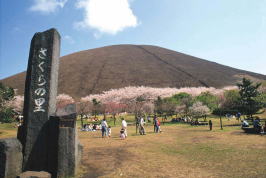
[57,127,83,178]
[57,127,76,177]
[77,143,83,166]
[17,171,51,178]
[0,138,22,178]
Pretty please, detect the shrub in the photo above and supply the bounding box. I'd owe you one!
[0,107,15,123]
[195,92,219,111]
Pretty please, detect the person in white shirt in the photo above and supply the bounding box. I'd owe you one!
[121,118,127,138]
[139,117,146,135]
[101,118,108,138]
[242,120,249,128]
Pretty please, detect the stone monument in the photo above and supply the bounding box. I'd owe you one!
[17,28,60,173]
[0,28,82,178]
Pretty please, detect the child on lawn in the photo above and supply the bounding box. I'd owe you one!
[107,126,112,137]
[120,128,126,139]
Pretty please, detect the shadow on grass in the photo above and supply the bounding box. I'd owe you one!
[231,130,266,136]
[81,144,136,178]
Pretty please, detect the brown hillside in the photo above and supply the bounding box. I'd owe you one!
[2,45,266,99]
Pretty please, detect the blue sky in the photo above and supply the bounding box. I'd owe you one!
[0,0,266,79]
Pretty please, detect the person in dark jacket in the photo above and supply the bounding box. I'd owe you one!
[209,120,213,131]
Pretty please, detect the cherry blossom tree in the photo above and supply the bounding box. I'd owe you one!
[77,99,93,128]
[189,101,210,119]
[6,95,24,114]
[0,83,16,123]
[82,86,236,104]
[56,94,75,109]
[80,86,236,126]
[162,101,176,117]
[142,102,154,116]
[104,102,126,125]
[174,105,186,117]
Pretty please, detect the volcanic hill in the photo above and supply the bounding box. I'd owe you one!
[2,45,266,99]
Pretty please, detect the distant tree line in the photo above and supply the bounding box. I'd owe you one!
[154,78,266,119]
[1,78,265,123]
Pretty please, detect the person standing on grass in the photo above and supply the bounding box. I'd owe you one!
[154,116,160,133]
[209,120,213,131]
[157,119,161,132]
[101,118,108,138]
[236,112,241,121]
[139,116,146,135]
[107,126,112,137]
[147,116,151,123]
[153,115,158,132]
[121,118,128,138]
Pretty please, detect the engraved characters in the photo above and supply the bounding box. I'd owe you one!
[34,48,47,112]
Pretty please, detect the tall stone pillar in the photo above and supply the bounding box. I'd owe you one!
[17,28,60,173]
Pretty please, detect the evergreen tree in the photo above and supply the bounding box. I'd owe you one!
[237,78,262,117]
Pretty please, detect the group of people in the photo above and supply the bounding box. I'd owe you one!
[137,115,162,135]
[82,123,101,131]
[225,112,241,121]
[99,115,162,139]
[171,117,192,123]
[101,117,128,139]
[241,117,266,134]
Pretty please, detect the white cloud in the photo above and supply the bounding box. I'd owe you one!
[30,0,67,14]
[75,0,138,35]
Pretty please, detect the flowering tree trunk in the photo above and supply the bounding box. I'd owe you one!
[113,113,116,126]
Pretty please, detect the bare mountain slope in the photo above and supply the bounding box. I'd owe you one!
[2,45,266,99]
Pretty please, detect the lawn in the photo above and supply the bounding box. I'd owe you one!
[0,122,18,138]
[1,117,265,178]
[78,122,266,178]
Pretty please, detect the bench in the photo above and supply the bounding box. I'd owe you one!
[198,122,208,126]
[242,127,263,134]
[191,121,208,126]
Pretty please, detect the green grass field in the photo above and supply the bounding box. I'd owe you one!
[1,115,265,178]
[0,122,18,138]
[78,122,265,178]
